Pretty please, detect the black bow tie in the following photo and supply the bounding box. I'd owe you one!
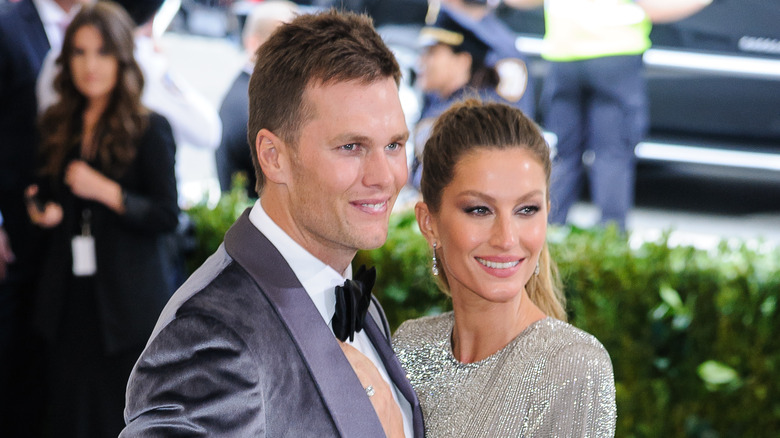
[333,265,376,342]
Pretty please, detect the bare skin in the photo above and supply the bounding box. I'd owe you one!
[339,342,404,438]
[503,0,713,24]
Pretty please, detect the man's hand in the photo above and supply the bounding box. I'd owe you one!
[338,341,405,438]
[0,226,14,281]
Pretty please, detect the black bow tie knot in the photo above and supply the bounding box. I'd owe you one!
[333,265,376,342]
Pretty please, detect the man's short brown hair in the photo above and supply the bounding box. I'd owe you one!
[247,10,402,195]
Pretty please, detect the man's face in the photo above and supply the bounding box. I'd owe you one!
[283,78,409,268]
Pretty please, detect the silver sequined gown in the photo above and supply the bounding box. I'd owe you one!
[393,313,616,437]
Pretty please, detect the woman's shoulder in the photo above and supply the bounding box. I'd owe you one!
[529,318,613,373]
[393,312,453,348]
[145,110,173,133]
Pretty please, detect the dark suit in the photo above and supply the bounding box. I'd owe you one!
[215,70,256,196]
[0,1,51,433]
[123,210,424,436]
[34,112,179,353]
[35,112,179,437]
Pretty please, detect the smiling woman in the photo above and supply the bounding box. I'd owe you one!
[393,99,617,437]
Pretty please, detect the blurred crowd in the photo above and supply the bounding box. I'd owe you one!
[0,0,711,436]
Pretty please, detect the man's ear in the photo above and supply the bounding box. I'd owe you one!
[255,128,289,185]
[414,201,438,245]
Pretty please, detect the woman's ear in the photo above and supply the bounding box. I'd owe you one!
[415,201,438,245]
[255,128,288,185]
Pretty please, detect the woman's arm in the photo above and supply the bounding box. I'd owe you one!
[119,113,180,233]
[64,161,126,214]
[636,0,713,23]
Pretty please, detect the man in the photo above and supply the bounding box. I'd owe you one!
[122,11,423,437]
[505,0,712,230]
[0,0,82,434]
[216,0,298,195]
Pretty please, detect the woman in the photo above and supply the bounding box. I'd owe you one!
[25,3,178,436]
[409,4,534,188]
[393,100,616,437]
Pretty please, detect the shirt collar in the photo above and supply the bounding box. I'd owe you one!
[33,0,75,25]
[248,200,351,325]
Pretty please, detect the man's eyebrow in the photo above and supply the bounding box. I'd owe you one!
[330,131,410,145]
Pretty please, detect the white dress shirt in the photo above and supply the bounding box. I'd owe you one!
[32,0,79,50]
[249,200,413,437]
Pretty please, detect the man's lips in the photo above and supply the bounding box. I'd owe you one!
[351,199,389,213]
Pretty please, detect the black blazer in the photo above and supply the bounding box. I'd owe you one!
[33,113,179,354]
[123,210,425,436]
[0,0,50,268]
[215,70,256,195]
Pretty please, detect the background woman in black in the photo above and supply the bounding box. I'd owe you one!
[26,3,178,436]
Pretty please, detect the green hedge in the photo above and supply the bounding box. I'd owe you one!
[185,187,780,437]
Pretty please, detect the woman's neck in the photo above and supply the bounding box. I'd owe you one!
[450,290,546,364]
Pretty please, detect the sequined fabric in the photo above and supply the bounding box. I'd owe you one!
[393,313,616,437]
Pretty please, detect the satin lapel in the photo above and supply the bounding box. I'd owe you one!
[224,210,384,437]
[364,316,425,437]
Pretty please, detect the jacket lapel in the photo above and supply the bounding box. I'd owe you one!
[224,210,385,437]
[20,0,51,61]
[364,315,425,437]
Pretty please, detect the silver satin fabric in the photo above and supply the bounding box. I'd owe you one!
[393,313,616,437]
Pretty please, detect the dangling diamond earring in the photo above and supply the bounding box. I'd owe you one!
[431,243,439,276]
[534,261,540,276]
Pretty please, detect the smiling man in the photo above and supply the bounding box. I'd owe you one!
[121,11,423,438]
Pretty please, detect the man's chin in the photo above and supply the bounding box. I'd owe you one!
[353,229,389,251]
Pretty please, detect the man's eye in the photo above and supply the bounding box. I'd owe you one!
[341,143,358,151]
[386,142,402,151]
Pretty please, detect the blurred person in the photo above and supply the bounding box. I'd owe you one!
[394,99,616,436]
[0,0,84,434]
[409,3,534,188]
[121,11,423,437]
[25,3,179,436]
[215,0,298,195]
[505,0,713,230]
[37,0,223,189]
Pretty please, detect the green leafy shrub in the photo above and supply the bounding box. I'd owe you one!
[183,174,254,274]
[185,194,780,437]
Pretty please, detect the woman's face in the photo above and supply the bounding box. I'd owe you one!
[417,43,470,96]
[428,147,548,305]
[70,25,118,104]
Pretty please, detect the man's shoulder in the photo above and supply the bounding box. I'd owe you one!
[149,244,270,339]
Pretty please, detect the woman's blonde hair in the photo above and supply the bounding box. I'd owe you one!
[419,99,566,321]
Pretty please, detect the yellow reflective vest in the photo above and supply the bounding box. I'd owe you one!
[542,0,652,61]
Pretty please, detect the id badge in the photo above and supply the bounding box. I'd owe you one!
[72,235,97,276]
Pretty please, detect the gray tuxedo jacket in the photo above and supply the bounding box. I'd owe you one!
[121,210,424,437]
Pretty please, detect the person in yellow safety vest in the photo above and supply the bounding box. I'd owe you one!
[505,0,712,230]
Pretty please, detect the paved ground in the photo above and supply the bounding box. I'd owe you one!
[161,32,780,251]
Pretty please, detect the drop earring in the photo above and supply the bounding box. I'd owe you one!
[431,242,439,276]
[534,262,540,276]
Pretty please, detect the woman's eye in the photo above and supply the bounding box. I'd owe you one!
[518,205,540,215]
[464,206,490,216]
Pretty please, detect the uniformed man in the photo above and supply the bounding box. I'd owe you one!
[506,0,713,230]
